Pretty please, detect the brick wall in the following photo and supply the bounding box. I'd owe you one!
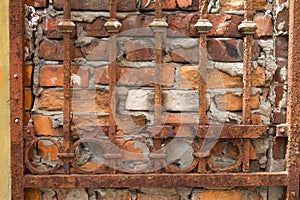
[24,0,289,199]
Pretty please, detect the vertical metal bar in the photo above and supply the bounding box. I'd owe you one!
[105,0,122,143]
[58,0,75,174]
[238,0,257,172]
[286,0,300,199]
[195,0,211,125]
[10,0,25,198]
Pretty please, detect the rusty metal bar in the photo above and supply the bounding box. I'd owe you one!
[10,0,25,198]
[23,172,288,188]
[287,0,300,199]
[58,0,75,174]
[105,0,122,142]
[195,0,211,125]
[238,0,257,173]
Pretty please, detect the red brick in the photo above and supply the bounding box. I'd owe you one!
[38,140,59,161]
[170,47,198,63]
[176,0,193,8]
[274,60,287,83]
[83,18,109,37]
[219,0,267,12]
[254,12,273,38]
[25,189,41,200]
[138,193,180,200]
[33,115,63,136]
[25,112,31,125]
[25,0,47,7]
[275,36,288,58]
[42,18,62,39]
[140,0,176,10]
[118,66,175,87]
[179,66,243,89]
[275,85,284,108]
[25,89,33,111]
[82,40,109,61]
[275,8,289,33]
[251,114,262,125]
[273,111,286,124]
[124,40,154,61]
[208,14,243,38]
[38,89,110,112]
[39,40,82,60]
[273,138,287,159]
[215,93,260,111]
[207,39,260,62]
[24,65,33,87]
[94,66,109,85]
[251,67,266,87]
[39,65,89,87]
[120,15,154,37]
[167,14,198,37]
[53,0,136,11]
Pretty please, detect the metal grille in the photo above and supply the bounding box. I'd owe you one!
[10,0,300,199]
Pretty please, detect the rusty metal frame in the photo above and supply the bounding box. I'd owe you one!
[9,0,300,199]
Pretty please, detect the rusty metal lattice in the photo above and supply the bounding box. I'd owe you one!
[9,0,300,199]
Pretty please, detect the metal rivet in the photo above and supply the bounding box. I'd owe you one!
[13,74,18,78]
[14,118,19,123]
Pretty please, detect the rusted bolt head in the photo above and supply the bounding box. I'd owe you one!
[104,20,122,33]
[194,19,213,34]
[238,20,257,35]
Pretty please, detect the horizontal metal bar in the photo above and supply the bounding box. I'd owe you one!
[24,172,288,188]
[197,125,268,138]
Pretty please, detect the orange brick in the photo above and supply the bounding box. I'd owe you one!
[33,115,63,136]
[38,140,59,161]
[25,89,33,111]
[215,93,260,111]
[25,189,41,200]
[24,65,33,87]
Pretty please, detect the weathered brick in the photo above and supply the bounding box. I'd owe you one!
[72,115,109,132]
[42,18,62,39]
[25,0,47,7]
[37,89,64,111]
[25,189,41,200]
[53,0,136,11]
[96,189,131,200]
[275,8,289,33]
[138,193,180,200]
[254,12,273,38]
[251,114,262,125]
[219,0,267,12]
[170,47,198,63]
[38,140,59,161]
[94,66,109,85]
[83,18,109,37]
[208,14,243,38]
[274,60,287,83]
[275,85,284,108]
[215,93,260,111]
[177,0,198,10]
[39,40,82,60]
[25,112,31,125]
[121,140,147,161]
[82,40,109,61]
[140,0,176,10]
[167,14,198,37]
[192,190,241,200]
[179,66,243,89]
[124,40,154,61]
[251,67,266,87]
[33,115,63,136]
[275,36,288,58]
[118,66,175,87]
[40,65,90,87]
[24,65,33,87]
[273,111,286,124]
[207,39,260,62]
[57,189,88,200]
[273,138,287,159]
[25,89,33,111]
[125,89,200,112]
[120,15,154,37]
